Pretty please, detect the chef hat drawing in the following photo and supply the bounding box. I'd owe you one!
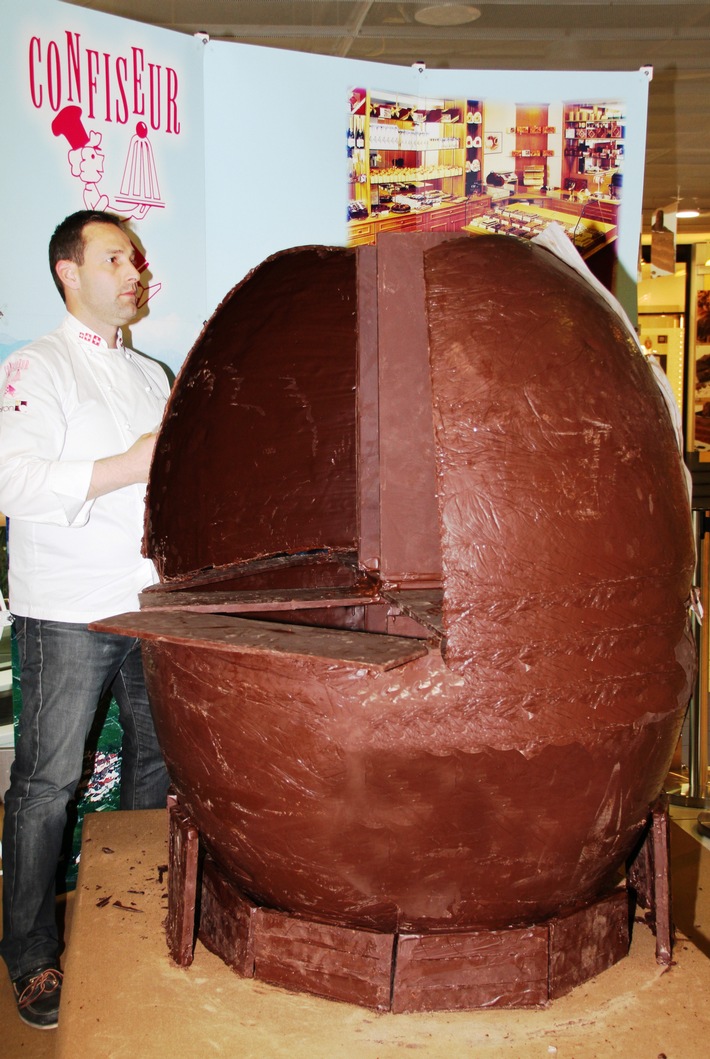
[51,105,90,150]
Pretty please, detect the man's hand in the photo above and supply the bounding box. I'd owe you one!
[87,433,157,500]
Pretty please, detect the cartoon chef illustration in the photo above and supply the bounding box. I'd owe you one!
[51,105,110,211]
[51,105,165,222]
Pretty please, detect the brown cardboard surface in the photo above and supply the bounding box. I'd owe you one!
[44,809,710,1059]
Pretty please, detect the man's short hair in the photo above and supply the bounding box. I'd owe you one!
[48,211,126,302]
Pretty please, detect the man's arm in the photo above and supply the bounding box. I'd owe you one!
[0,344,163,525]
[87,432,157,500]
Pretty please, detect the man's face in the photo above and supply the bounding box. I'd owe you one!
[61,222,141,342]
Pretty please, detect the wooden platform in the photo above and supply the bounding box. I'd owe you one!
[48,809,710,1059]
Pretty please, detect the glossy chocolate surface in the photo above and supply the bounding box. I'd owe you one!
[104,234,694,933]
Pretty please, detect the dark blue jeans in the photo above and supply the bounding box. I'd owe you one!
[0,618,169,980]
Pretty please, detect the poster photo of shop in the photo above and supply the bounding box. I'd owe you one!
[346,85,633,298]
[203,51,649,316]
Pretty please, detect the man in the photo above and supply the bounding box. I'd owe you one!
[0,211,171,1029]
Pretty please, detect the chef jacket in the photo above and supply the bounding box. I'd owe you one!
[0,314,170,622]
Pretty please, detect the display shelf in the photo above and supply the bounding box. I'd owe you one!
[562,103,625,194]
[347,89,369,221]
[464,101,483,196]
[347,91,468,237]
[370,165,464,184]
[512,106,553,189]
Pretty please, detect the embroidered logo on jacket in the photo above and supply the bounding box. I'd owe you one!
[78,330,102,346]
[2,359,30,410]
[0,399,28,413]
[4,358,29,386]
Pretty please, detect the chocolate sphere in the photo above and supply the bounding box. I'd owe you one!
[133,234,694,933]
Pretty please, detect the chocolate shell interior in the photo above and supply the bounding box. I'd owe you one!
[145,246,360,585]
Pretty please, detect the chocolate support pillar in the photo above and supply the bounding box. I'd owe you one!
[93,233,695,1011]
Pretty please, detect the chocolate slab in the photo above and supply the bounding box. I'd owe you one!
[549,887,630,999]
[166,803,199,967]
[649,799,674,964]
[137,587,378,614]
[627,795,674,963]
[392,926,549,1012]
[374,233,445,586]
[380,588,445,636]
[95,234,696,1000]
[141,552,363,596]
[253,909,394,1010]
[93,610,429,670]
[198,856,257,977]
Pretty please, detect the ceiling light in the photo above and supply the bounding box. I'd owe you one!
[675,196,700,219]
[415,5,482,27]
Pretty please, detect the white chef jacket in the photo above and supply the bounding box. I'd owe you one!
[0,314,170,622]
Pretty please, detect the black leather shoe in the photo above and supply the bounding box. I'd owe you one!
[12,964,63,1029]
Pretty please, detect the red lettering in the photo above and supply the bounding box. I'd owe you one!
[166,67,179,133]
[65,31,81,103]
[132,46,145,116]
[115,56,129,124]
[148,63,161,130]
[28,36,42,108]
[25,33,180,134]
[103,53,111,122]
[46,40,61,112]
[86,49,99,119]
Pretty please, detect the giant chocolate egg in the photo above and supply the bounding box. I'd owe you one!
[102,233,695,934]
